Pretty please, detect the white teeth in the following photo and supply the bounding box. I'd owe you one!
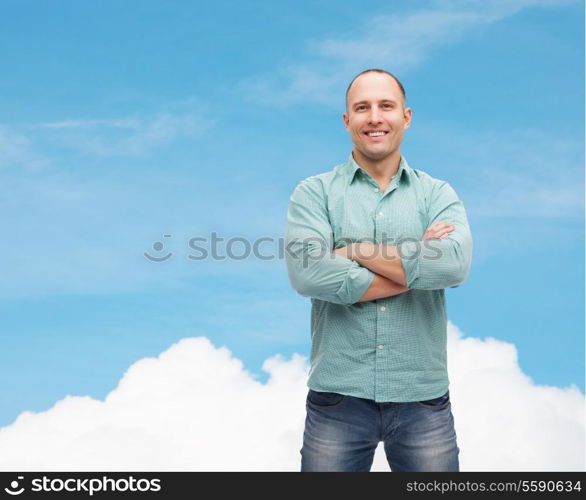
[368,131,385,137]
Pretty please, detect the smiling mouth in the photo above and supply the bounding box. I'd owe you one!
[364,131,388,137]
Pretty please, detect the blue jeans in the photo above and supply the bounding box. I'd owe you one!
[300,389,459,472]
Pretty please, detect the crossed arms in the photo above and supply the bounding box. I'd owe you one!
[335,221,456,302]
[285,177,472,306]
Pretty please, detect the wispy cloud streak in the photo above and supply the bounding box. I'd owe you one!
[242,0,577,106]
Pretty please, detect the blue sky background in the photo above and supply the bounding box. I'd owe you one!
[0,0,583,427]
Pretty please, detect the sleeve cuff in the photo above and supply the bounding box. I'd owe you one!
[334,260,375,305]
[398,239,420,289]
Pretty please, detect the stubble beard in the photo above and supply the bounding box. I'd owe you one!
[355,141,397,163]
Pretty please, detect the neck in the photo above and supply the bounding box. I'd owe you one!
[352,148,402,181]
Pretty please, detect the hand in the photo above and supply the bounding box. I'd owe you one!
[422,221,454,241]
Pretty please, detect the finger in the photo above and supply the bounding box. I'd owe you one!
[435,226,455,235]
[424,225,454,240]
[429,222,453,232]
[433,229,453,239]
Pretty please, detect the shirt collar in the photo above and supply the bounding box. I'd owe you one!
[346,153,411,185]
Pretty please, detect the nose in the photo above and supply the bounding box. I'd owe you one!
[368,107,382,124]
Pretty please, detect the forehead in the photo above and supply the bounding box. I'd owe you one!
[347,72,403,105]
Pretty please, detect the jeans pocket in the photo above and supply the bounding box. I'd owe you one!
[415,390,450,410]
[306,389,347,408]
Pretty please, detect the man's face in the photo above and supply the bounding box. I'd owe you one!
[343,72,412,163]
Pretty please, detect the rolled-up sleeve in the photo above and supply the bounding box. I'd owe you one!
[399,181,472,290]
[285,177,375,305]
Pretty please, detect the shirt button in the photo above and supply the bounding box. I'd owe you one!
[374,188,379,193]
[378,211,384,217]
[380,306,386,312]
[377,344,385,350]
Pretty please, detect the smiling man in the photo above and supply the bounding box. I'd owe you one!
[285,69,473,472]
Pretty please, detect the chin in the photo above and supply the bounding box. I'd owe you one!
[361,149,392,161]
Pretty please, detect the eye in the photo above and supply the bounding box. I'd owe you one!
[382,103,394,109]
[355,105,367,111]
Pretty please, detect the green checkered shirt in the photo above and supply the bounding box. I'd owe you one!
[285,154,472,402]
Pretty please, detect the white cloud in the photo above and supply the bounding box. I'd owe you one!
[29,99,213,157]
[412,125,584,219]
[315,10,480,71]
[242,0,577,106]
[0,98,219,299]
[445,322,584,472]
[0,322,582,471]
[39,112,206,157]
[36,118,141,130]
[0,125,47,171]
[432,0,576,21]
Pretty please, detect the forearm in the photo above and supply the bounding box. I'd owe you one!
[350,243,407,286]
[286,242,375,305]
[286,178,377,306]
[357,273,409,302]
[331,183,472,291]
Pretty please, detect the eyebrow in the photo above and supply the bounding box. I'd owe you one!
[352,99,398,107]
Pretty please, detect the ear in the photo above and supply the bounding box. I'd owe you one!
[342,111,350,130]
[403,107,412,130]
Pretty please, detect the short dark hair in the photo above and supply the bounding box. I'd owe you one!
[345,69,406,111]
